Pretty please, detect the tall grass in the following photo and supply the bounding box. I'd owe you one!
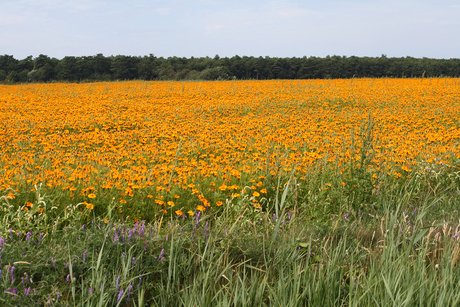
[2,158,460,306]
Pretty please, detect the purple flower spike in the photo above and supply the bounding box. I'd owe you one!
[89,288,93,295]
[24,287,31,296]
[344,214,349,222]
[38,233,43,244]
[116,275,121,289]
[158,249,165,261]
[117,290,124,303]
[10,266,15,283]
[51,257,55,267]
[26,231,32,244]
[127,285,133,302]
[83,250,87,263]
[128,229,133,244]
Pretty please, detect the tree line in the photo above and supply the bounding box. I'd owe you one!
[1,53,460,83]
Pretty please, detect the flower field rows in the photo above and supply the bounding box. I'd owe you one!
[1,79,459,219]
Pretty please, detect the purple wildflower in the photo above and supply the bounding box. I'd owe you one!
[412,207,417,216]
[344,214,349,222]
[128,229,133,244]
[51,257,55,267]
[89,288,93,295]
[83,250,87,263]
[117,290,124,303]
[9,228,13,242]
[57,292,60,302]
[127,285,133,302]
[23,252,26,258]
[116,276,120,289]
[138,275,142,288]
[453,233,459,239]
[24,287,31,296]
[67,274,70,282]
[158,249,164,261]
[26,231,32,244]
[10,266,15,283]
[166,233,168,241]
[82,225,86,230]
[132,257,136,266]
[38,233,43,244]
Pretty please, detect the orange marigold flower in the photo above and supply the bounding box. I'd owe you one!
[167,201,175,207]
[87,193,96,199]
[216,201,223,206]
[187,210,194,216]
[260,189,267,194]
[175,210,183,216]
[197,205,206,212]
[252,191,260,197]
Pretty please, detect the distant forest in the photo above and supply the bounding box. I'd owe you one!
[1,54,460,83]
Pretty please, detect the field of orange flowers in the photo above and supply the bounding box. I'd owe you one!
[1,79,459,218]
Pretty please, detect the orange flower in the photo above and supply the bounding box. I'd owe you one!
[167,201,175,207]
[187,210,194,216]
[175,210,183,216]
[216,201,223,206]
[197,205,206,212]
[87,193,96,199]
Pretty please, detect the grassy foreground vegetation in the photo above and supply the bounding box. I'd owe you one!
[1,79,460,305]
[2,155,460,306]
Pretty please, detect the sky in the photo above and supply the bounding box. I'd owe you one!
[1,0,459,60]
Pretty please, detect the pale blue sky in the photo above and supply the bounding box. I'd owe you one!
[1,0,459,59]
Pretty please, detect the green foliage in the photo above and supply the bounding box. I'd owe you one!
[2,54,460,84]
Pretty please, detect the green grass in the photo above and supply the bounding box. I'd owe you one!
[2,156,460,306]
